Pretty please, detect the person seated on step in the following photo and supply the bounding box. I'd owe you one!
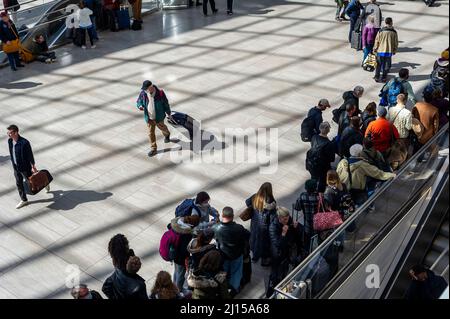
[28,34,57,64]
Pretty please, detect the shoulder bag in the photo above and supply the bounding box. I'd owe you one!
[2,25,20,54]
[313,194,343,232]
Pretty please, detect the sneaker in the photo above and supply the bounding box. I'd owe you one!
[91,45,96,49]
[164,136,171,143]
[227,11,233,15]
[11,67,17,71]
[16,63,24,67]
[82,45,87,49]
[45,58,52,64]
[16,200,29,209]
[148,150,157,157]
[213,9,218,14]
[51,58,57,63]
[45,185,50,193]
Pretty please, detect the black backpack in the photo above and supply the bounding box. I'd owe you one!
[305,143,327,173]
[300,116,317,142]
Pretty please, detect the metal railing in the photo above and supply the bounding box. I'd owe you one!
[274,123,450,299]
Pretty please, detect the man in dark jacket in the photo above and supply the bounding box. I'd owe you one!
[213,207,250,296]
[7,125,47,209]
[405,265,447,299]
[342,86,364,114]
[28,34,56,63]
[102,256,148,299]
[307,99,331,137]
[338,103,358,136]
[339,116,364,158]
[266,207,303,298]
[307,122,336,193]
[345,0,363,43]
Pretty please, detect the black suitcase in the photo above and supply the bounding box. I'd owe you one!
[73,28,84,47]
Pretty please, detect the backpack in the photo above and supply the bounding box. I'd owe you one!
[387,79,405,106]
[300,116,317,142]
[332,107,344,124]
[305,143,328,173]
[159,227,180,262]
[175,198,199,217]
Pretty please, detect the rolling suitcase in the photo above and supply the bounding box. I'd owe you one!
[117,5,131,30]
[167,111,195,140]
[73,28,84,47]
[25,170,53,195]
[350,30,362,51]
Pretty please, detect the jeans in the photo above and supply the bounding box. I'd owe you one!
[14,166,32,201]
[173,263,186,291]
[89,16,99,40]
[227,0,233,12]
[7,52,21,70]
[363,44,374,64]
[35,51,56,63]
[203,0,216,15]
[349,17,358,43]
[80,26,95,46]
[148,120,170,151]
[223,255,243,292]
[375,55,392,80]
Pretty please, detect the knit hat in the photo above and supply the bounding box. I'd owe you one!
[350,144,363,157]
[377,105,387,117]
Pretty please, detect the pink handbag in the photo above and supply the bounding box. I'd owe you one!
[313,194,343,232]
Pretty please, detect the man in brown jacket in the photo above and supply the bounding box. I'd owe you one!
[412,101,440,146]
[373,17,399,83]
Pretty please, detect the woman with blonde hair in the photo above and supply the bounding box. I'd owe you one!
[245,182,277,266]
[150,271,184,299]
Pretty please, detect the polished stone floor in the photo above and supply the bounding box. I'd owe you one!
[0,0,448,299]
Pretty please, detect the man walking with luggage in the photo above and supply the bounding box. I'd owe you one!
[136,80,172,157]
[7,125,49,209]
[373,17,398,83]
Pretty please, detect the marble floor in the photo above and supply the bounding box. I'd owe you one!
[0,0,448,299]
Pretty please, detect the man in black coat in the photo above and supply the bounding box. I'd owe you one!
[7,125,47,209]
[213,207,250,296]
[405,265,447,299]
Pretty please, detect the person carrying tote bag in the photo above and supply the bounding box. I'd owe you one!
[313,194,343,232]
[0,11,24,71]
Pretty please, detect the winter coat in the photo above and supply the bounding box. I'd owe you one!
[170,217,195,266]
[363,3,382,28]
[337,157,395,191]
[360,147,390,171]
[361,111,376,134]
[365,117,400,153]
[324,184,349,212]
[342,90,361,113]
[268,216,302,264]
[136,86,171,123]
[187,238,218,271]
[405,270,448,300]
[307,107,324,136]
[339,126,364,158]
[373,26,398,55]
[213,221,250,260]
[28,39,49,56]
[8,136,35,172]
[310,134,336,173]
[187,271,230,300]
[0,19,19,43]
[246,195,277,261]
[346,0,363,20]
[362,23,378,48]
[102,268,148,300]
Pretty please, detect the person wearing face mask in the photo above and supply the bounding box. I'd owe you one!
[191,191,220,230]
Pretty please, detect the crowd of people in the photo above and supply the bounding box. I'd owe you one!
[2,0,448,301]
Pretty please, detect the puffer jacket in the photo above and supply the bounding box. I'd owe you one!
[171,217,195,265]
[187,238,217,271]
[102,268,148,300]
[336,157,395,191]
[187,271,230,300]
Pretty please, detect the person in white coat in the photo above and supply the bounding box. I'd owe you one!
[77,1,96,49]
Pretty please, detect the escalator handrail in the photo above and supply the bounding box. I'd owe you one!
[1,0,41,11]
[431,246,450,271]
[274,123,450,295]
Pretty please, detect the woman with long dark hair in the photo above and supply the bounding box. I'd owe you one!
[150,271,184,299]
[246,182,277,267]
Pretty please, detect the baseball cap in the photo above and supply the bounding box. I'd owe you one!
[141,80,153,90]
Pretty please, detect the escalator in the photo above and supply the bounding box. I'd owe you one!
[273,124,449,299]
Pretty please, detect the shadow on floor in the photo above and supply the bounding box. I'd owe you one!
[408,74,431,82]
[0,82,43,89]
[28,190,113,210]
[397,47,422,53]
